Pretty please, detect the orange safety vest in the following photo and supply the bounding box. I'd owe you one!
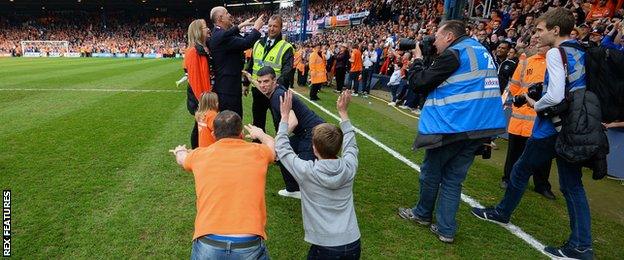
[309,51,327,84]
[294,49,305,73]
[507,53,546,137]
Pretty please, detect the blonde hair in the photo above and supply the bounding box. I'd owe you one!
[187,19,206,48]
[195,92,219,122]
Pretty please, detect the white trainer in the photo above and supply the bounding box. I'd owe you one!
[278,189,301,199]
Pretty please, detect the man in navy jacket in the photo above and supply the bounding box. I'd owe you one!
[209,6,264,118]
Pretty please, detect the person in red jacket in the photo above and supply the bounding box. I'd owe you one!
[184,19,212,148]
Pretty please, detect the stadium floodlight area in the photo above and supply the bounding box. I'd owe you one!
[20,40,70,57]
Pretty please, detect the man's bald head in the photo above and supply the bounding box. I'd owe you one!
[210,6,226,23]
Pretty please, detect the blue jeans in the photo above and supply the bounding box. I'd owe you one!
[191,237,269,260]
[391,80,408,103]
[348,71,361,92]
[496,135,592,249]
[307,239,361,260]
[360,68,373,93]
[412,139,482,237]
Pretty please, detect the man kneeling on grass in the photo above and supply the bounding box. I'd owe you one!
[276,89,362,259]
[171,110,275,260]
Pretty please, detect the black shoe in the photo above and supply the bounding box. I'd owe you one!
[397,207,431,226]
[544,242,594,260]
[471,207,510,225]
[430,224,454,243]
[536,189,556,200]
[310,97,320,101]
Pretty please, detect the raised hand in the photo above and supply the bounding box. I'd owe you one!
[238,17,255,29]
[254,14,266,31]
[337,90,351,120]
[280,89,293,122]
[244,124,265,140]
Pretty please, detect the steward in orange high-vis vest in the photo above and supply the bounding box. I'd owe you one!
[308,43,327,100]
[501,45,554,199]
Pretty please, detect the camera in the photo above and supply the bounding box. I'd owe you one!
[512,82,543,107]
[474,140,492,159]
[397,36,436,56]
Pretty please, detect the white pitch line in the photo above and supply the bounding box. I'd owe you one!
[0,88,184,93]
[292,90,553,259]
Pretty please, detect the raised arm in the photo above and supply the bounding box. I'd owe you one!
[244,124,276,159]
[274,90,312,181]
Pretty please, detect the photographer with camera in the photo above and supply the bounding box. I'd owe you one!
[473,8,596,259]
[397,20,507,243]
[501,44,555,200]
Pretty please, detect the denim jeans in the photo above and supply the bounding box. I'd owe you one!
[191,237,269,260]
[360,68,372,93]
[412,139,482,237]
[307,239,361,260]
[391,80,408,103]
[348,71,361,92]
[496,135,592,249]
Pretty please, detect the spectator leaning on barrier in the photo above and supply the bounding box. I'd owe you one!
[473,8,595,260]
[171,110,275,260]
[398,20,507,243]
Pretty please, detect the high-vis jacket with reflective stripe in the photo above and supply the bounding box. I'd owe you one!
[532,42,587,139]
[419,37,507,135]
[251,39,293,80]
[309,51,327,84]
[508,53,546,137]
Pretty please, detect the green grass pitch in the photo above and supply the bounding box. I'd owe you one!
[1,57,623,259]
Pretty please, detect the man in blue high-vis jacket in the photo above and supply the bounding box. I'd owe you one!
[397,20,507,243]
[472,8,594,260]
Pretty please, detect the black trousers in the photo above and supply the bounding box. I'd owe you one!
[187,85,199,149]
[297,70,306,86]
[310,83,323,100]
[191,122,199,149]
[307,239,361,260]
[217,92,243,119]
[279,130,315,192]
[503,133,552,192]
[335,67,346,91]
[252,87,272,132]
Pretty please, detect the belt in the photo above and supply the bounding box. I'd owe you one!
[199,236,262,249]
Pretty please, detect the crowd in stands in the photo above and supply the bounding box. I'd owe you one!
[289,0,623,112]
[0,11,187,56]
[1,0,622,62]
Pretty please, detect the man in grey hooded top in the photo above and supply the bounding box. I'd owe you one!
[275,89,361,259]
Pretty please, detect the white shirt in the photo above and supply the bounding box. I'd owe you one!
[362,50,377,68]
[266,38,275,49]
[534,48,566,112]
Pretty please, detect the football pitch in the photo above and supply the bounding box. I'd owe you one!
[1,58,623,259]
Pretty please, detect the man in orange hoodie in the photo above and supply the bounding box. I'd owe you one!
[348,43,363,96]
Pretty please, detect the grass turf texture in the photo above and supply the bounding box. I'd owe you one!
[1,58,623,259]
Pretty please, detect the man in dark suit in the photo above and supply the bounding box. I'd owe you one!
[209,6,264,118]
